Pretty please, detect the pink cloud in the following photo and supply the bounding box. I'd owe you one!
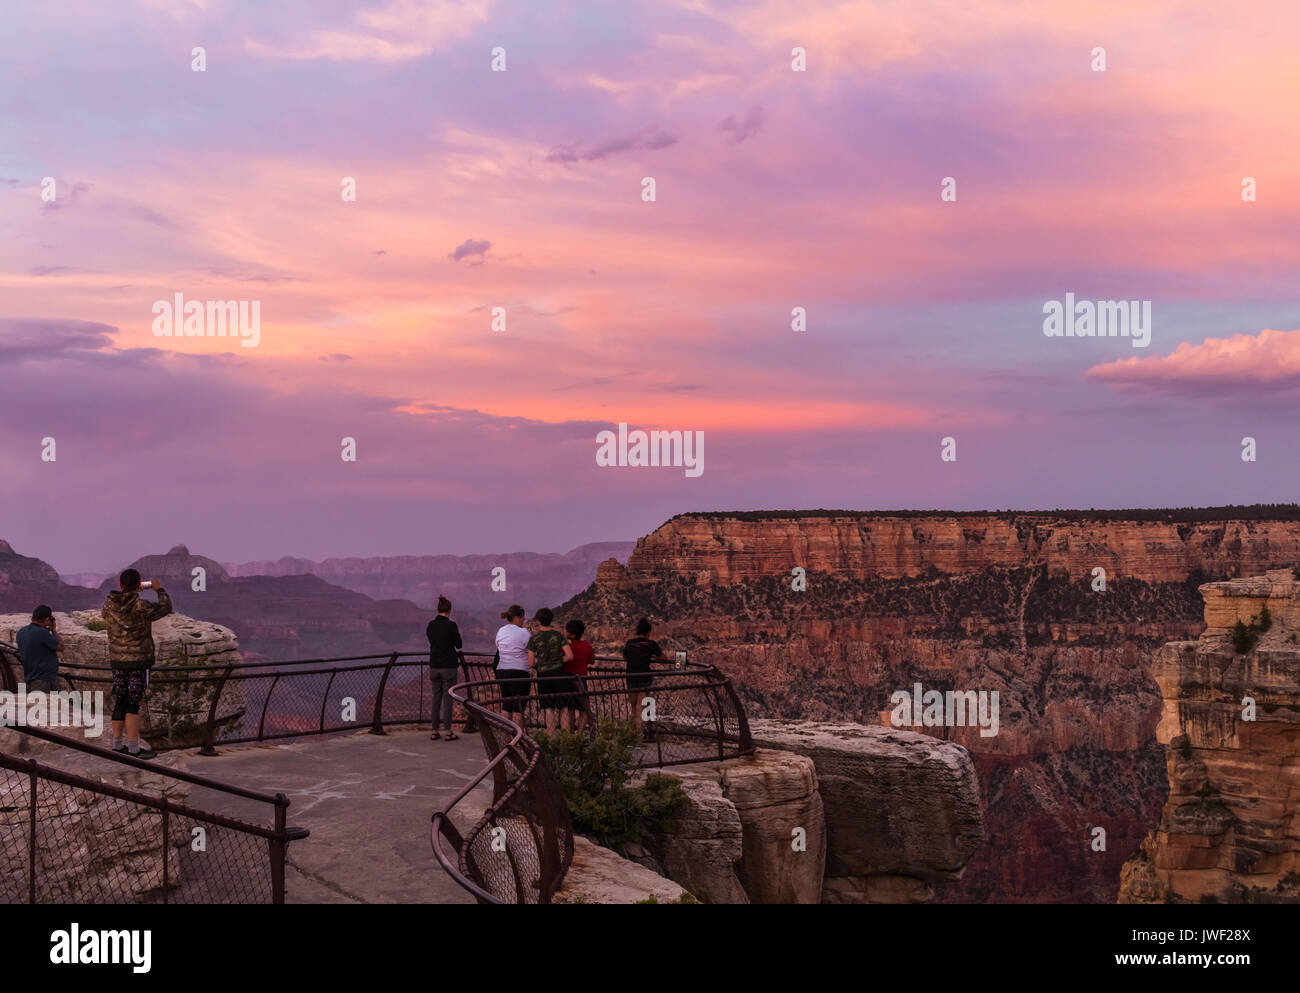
[1087,328,1300,393]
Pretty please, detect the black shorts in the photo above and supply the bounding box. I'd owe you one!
[495,668,532,713]
[625,670,653,692]
[111,668,150,719]
[537,674,580,710]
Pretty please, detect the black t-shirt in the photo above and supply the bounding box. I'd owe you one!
[426,615,462,667]
[622,637,662,674]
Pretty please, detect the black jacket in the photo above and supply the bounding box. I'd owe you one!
[426,614,462,668]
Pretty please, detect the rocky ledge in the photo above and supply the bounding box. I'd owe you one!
[1119,570,1300,903]
[642,719,984,903]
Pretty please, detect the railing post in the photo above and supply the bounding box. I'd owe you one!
[1,647,16,694]
[369,653,400,735]
[270,793,289,904]
[199,665,234,756]
[28,764,37,904]
[161,797,170,903]
[318,670,338,733]
[258,673,281,741]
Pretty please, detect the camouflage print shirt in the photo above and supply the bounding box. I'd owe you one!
[102,587,173,670]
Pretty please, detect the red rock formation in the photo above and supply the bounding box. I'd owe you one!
[1119,570,1300,903]
[559,508,1300,902]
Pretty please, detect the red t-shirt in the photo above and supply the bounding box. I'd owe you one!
[566,639,594,676]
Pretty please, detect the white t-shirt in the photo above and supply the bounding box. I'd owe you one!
[495,623,532,671]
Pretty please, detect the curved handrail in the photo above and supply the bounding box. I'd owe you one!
[430,661,753,904]
[6,636,754,904]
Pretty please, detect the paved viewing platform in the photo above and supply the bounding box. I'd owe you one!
[183,727,491,904]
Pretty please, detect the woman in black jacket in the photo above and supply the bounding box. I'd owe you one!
[426,596,462,740]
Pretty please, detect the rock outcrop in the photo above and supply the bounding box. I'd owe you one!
[647,748,827,903]
[645,724,982,903]
[749,720,984,902]
[554,836,691,904]
[0,610,245,747]
[643,768,750,903]
[560,508,1300,902]
[1119,570,1300,904]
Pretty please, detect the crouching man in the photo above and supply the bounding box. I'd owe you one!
[102,568,172,759]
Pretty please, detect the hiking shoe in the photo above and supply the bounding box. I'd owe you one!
[128,746,158,761]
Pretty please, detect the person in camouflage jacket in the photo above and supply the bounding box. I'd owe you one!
[103,568,172,759]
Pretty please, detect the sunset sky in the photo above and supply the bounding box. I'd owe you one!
[3,0,1300,571]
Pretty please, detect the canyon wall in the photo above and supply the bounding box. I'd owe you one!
[559,508,1300,902]
[1119,571,1300,904]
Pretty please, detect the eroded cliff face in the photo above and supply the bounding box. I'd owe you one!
[1119,570,1300,904]
[626,513,1300,586]
[560,509,1300,903]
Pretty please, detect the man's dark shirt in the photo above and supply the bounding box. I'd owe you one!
[16,623,59,684]
[426,614,463,668]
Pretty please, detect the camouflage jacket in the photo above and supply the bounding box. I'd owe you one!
[102,587,173,670]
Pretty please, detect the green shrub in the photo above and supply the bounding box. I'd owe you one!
[1232,621,1256,655]
[83,617,107,632]
[1257,603,1272,632]
[537,720,689,849]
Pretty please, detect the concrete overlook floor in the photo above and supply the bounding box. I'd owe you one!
[181,726,492,904]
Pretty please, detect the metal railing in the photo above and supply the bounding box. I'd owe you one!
[0,722,308,904]
[1,643,498,753]
[431,661,753,904]
[3,639,753,905]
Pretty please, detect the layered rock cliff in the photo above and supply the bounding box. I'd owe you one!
[1119,570,1300,903]
[559,507,1300,902]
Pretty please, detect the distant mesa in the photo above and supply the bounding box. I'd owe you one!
[97,544,231,589]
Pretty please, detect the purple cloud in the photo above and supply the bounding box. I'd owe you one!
[0,318,116,360]
[718,105,764,144]
[447,238,491,262]
[546,127,678,164]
